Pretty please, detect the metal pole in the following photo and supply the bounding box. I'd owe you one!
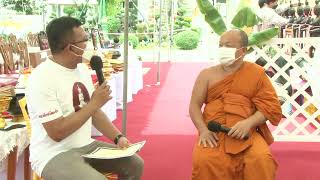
[152,0,156,63]
[42,4,46,31]
[157,0,162,85]
[57,5,61,17]
[169,0,174,62]
[122,0,129,136]
[165,0,169,62]
[129,0,148,23]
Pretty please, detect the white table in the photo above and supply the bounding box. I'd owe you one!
[114,72,133,109]
[115,56,143,109]
[92,75,117,136]
[0,127,30,180]
[129,60,143,95]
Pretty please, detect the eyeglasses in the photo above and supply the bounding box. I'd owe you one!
[60,37,89,50]
[70,38,89,44]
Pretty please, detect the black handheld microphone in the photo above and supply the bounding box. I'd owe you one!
[90,56,105,85]
[207,121,249,140]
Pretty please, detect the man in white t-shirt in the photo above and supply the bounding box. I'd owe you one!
[257,0,289,31]
[26,16,143,180]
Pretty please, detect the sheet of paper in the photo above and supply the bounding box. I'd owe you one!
[0,121,26,131]
[83,141,146,159]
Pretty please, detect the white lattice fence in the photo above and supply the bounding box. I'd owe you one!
[250,37,320,142]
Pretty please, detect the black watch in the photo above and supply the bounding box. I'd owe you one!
[114,134,124,144]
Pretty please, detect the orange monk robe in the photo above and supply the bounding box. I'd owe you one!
[192,62,282,180]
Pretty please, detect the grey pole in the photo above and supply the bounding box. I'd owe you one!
[122,0,129,136]
[157,0,162,85]
[169,0,174,62]
[42,1,46,31]
[153,0,157,64]
[57,4,61,17]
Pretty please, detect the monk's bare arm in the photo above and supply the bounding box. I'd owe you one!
[190,70,219,147]
[189,70,208,131]
[246,111,266,127]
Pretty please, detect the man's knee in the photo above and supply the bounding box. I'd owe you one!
[117,154,144,179]
[129,154,144,174]
[43,167,106,180]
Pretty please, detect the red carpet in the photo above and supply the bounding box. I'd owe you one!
[97,62,320,180]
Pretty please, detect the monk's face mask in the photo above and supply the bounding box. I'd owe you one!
[217,47,245,66]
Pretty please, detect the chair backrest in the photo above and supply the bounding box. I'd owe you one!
[98,29,108,48]
[17,39,30,68]
[0,41,15,74]
[37,31,49,50]
[8,34,19,54]
[18,97,31,138]
[27,33,39,47]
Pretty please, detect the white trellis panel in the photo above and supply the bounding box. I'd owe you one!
[249,37,320,142]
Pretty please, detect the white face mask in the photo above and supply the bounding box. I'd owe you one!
[217,47,242,66]
[70,44,89,62]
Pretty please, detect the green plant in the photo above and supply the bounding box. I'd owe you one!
[102,16,121,38]
[120,34,139,49]
[148,24,155,33]
[174,30,200,50]
[174,7,192,33]
[191,27,202,36]
[197,0,226,35]
[50,11,57,19]
[106,0,122,16]
[63,6,77,16]
[248,28,279,46]
[76,3,90,24]
[231,7,261,28]
[85,5,98,28]
[197,0,279,46]
[1,0,36,15]
[118,10,139,32]
[136,21,148,42]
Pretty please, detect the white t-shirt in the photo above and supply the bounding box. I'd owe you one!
[26,59,95,176]
[256,6,289,31]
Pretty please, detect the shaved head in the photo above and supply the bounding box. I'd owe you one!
[220,29,248,48]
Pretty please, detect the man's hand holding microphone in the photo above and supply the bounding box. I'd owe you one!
[90,55,130,149]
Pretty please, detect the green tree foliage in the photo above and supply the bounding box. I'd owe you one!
[174,7,192,33]
[1,0,37,15]
[174,30,200,50]
[120,34,139,49]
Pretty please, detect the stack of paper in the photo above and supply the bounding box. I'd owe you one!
[83,141,146,159]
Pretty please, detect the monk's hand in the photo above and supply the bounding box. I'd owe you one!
[198,127,219,148]
[228,120,253,140]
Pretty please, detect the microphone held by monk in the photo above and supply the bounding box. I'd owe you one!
[207,121,249,140]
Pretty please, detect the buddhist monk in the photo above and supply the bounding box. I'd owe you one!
[189,29,282,180]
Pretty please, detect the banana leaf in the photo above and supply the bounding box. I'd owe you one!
[248,27,279,46]
[197,0,227,35]
[231,7,261,28]
[236,0,251,11]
